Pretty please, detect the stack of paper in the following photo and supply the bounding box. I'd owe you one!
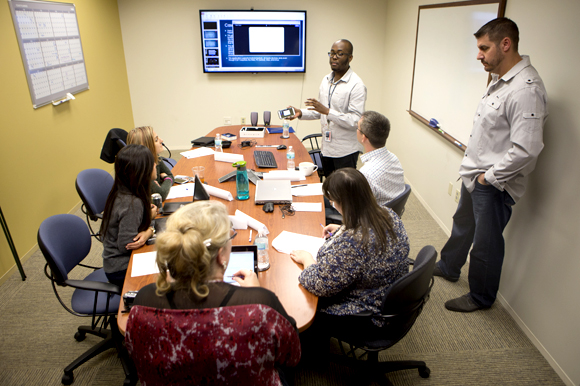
[271,231,325,260]
[291,183,323,196]
[180,148,215,159]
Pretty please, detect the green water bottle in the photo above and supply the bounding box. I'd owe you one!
[233,161,249,200]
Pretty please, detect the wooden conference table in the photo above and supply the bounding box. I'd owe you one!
[118,125,323,333]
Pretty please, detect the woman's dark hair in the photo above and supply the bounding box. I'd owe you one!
[323,168,396,249]
[100,144,155,237]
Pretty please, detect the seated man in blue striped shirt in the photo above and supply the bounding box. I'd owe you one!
[357,111,405,206]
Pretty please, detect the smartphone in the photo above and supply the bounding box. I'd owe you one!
[174,178,188,184]
[278,107,295,119]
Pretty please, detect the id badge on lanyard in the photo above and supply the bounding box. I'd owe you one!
[324,123,331,142]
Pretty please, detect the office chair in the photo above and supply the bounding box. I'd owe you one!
[37,214,135,385]
[329,245,437,385]
[302,133,324,182]
[126,304,301,386]
[385,184,412,218]
[75,168,113,242]
[100,128,128,163]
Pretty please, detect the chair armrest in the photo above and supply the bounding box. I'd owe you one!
[65,279,121,295]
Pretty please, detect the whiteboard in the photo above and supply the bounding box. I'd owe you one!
[409,0,505,149]
[8,0,89,109]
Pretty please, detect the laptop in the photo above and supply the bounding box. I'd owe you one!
[254,179,292,205]
[161,175,209,215]
[224,245,258,285]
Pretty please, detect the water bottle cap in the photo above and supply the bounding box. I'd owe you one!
[232,160,247,170]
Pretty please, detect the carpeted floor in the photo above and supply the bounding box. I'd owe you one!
[0,191,565,386]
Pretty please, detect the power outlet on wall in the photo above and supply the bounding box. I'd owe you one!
[455,189,461,203]
[448,182,453,196]
[241,117,246,124]
[223,116,232,125]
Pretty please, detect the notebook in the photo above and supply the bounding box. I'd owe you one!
[161,175,209,214]
[254,179,292,205]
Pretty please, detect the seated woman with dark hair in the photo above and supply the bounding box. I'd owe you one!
[132,200,300,384]
[101,144,158,287]
[290,168,409,333]
[127,126,174,200]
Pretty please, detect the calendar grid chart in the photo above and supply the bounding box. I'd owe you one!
[8,0,89,108]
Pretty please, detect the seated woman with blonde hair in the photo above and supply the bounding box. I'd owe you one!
[127,126,174,200]
[132,201,299,384]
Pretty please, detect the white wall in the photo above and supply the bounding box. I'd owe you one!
[117,0,388,149]
[382,1,580,385]
[119,0,580,384]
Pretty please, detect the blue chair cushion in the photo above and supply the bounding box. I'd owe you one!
[71,268,121,315]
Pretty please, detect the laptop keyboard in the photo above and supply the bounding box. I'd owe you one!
[254,150,278,168]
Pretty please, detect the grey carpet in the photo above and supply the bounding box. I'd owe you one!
[0,192,564,386]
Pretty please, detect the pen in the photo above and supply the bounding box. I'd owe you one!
[291,184,307,188]
[454,141,463,147]
[249,230,252,242]
[320,223,333,237]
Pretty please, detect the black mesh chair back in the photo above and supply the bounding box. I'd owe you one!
[100,128,128,163]
[330,245,437,384]
[385,183,411,218]
[302,134,324,182]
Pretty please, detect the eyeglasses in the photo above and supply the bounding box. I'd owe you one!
[357,127,366,136]
[229,228,238,241]
[328,51,350,58]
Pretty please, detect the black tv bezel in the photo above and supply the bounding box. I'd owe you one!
[199,9,307,74]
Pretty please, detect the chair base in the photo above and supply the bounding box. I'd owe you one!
[61,319,137,385]
[330,350,430,386]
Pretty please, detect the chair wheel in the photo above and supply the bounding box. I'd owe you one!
[419,366,431,378]
[62,371,74,385]
[74,332,86,342]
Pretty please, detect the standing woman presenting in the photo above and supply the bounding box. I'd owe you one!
[127,126,174,200]
[100,144,158,287]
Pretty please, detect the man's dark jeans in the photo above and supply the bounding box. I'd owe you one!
[438,181,515,307]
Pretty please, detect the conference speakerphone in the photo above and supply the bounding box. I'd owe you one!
[239,126,265,138]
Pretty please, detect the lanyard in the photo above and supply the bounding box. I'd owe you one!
[328,76,339,108]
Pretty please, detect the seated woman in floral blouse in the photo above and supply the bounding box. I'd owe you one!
[290,168,410,349]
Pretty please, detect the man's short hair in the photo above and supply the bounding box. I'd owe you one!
[360,111,390,149]
[474,17,519,52]
[338,39,353,54]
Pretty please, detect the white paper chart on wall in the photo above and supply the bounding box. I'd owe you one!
[8,0,89,109]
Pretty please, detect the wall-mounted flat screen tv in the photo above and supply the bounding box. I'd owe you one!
[199,10,306,73]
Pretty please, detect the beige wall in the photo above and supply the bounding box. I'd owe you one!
[0,0,134,279]
[382,1,580,385]
[117,0,388,149]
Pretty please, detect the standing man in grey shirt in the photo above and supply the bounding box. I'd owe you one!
[288,39,366,175]
[433,18,548,312]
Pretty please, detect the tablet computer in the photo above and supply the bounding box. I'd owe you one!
[224,245,258,285]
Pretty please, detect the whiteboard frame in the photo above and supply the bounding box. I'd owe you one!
[408,0,506,151]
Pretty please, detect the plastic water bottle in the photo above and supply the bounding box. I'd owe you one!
[286,146,295,170]
[254,230,270,271]
[215,133,223,152]
[282,119,290,138]
[233,161,249,200]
